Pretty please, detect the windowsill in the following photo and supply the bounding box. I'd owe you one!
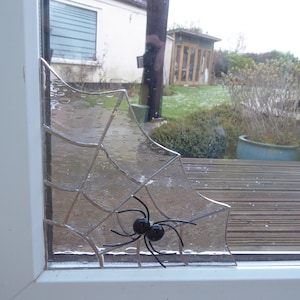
[51,57,99,66]
[21,263,300,299]
[40,261,300,281]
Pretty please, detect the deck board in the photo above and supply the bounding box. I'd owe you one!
[182,158,300,251]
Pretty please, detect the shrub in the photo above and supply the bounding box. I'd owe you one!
[209,103,245,158]
[223,58,300,145]
[149,110,226,158]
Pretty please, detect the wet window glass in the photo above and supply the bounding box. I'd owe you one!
[42,0,300,268]
[41,58,235,268]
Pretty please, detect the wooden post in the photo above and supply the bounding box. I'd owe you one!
[140,0,169,120]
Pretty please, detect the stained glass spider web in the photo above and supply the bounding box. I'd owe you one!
[41,58,236,268]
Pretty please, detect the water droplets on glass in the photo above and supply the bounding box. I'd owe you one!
[41,58,236,268]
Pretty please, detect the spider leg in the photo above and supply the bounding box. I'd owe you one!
[103,234,141,248]
[147,239,166,255]
[159,223,184,247]
[152,219,195,247]
[156,219,197,226]
[111,229,135,237]
[144,235,166,268]
[132,195,150,220]
[117,208,146,218]
[113,208,147,237]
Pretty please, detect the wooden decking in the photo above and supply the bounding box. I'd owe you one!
[182,158,300,252]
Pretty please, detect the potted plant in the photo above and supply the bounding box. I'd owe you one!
[223,58,300,161]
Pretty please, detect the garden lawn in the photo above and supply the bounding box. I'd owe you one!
[161,85,230,120]
[100,85,230,120]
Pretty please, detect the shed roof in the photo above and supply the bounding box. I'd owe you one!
[168,28,221,43]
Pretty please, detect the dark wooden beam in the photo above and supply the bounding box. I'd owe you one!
[140,0,169,120]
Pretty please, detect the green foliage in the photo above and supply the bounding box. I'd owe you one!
[130,85,230,120]
[214,50,230,78]
[162,86,174,96]
[227,52,254,70]
[243,50,298,65]
[214,50,299,78]
[223,58,300,145]
[162,85,230,120]
[149,110,226,158]
[214,50,255,77]
[209,103,245,158]
[83,96,99,107]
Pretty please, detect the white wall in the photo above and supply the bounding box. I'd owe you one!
[163,35,174,86]
[52,0,147,83]
[1,1,300,300]
[0,0,44,298]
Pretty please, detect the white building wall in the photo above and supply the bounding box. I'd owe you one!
[164,35,174,86]
[101,1,146,83]
[52,0,147,84]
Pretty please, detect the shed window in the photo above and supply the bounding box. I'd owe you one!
[173,44,212,85]
[50,0,97,60]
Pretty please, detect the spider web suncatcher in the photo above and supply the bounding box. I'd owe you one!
[41,58,236,268]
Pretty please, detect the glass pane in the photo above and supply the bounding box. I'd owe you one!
[41,59,235,268]
[174,45,181,83]
[195,48,201,82]
[50,0,97,60]
[199,50,206,83]
[188,47,196,82]
[181,46,189,82]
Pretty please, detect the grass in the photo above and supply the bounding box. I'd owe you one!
[161,85,230,120]
[90,85,230,120]
[129,85,230,120]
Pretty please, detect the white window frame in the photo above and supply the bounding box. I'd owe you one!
[1,1,300,299]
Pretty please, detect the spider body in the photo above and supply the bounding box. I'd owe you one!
[146,223,164,241]
[133,218,150,234]
[104,196,196,267]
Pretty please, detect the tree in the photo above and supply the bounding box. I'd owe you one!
[213,50,299,79]
[227,52,254,70]
[243,50,298,64]
[231,32,246,53]
[213,50,229,78]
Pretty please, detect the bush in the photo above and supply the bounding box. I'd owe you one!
[149,110,226,158]
[223,58,300,145]
[209,103,245,158]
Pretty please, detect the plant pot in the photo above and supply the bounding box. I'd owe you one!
[236,135,298,161]
[130,104,150,123]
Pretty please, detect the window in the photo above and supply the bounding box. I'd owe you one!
[2,1,300,299]
[50,0,97,60]
[173,44,213,85]
[168,29,218,85]
[41,58,236,268]
[44,0,300,270]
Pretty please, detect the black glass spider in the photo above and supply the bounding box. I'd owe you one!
[104,195,196,267]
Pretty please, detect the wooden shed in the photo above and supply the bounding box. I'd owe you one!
[168,29,221,85]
